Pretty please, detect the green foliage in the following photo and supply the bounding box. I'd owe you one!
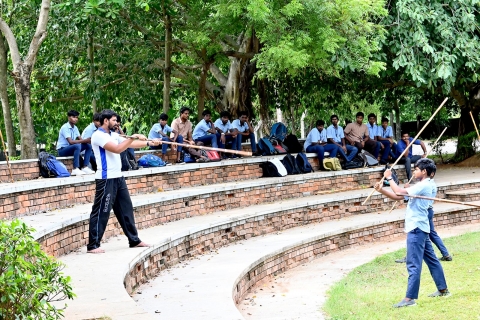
[454,131,478,162]
[0,220,75,319]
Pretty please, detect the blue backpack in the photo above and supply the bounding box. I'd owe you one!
[138,154,166,167]
[45,154,71,177]
[270,122,287,142]
[181,150,196,163]
[295,153,313,173]
[257,137,276,156]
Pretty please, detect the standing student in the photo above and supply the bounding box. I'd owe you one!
[57,110,95,176]
[232,111,257,155]
[214,111,238,159]
[326,114,358,162]
[87,109,162,253]
[148,113,179,163]
[374,158,450,308]
[193,110,218,148]
[304,120,338,170]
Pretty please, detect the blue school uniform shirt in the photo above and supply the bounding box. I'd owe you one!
[404,178,432,233]
[214,118,232,133]
[304,128,327,150]
[82,122,97,139]
[395,137,421,159]
[326,125,344,143]
[377,125,393,138]
[367,123,378,139]
[193,119,214,140]
[231,119,249,133]
[429,178,437,208]
[148,123,172,139]
[57,122,80,149]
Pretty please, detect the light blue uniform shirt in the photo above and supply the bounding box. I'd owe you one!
[304,128,327,150]
[149,123,172,139]
[367,123,378,139]
[377,125,393,138]
[57,122,80,149]
[193,119,214,140]
[326,125,344,143]
[214,118,232,133]
[82,122,97,139]
[429,178,437,208]
[231,119,249,133]
[404,178,432,233]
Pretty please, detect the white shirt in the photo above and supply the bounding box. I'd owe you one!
[91,128,126,179]
[304,128,327,150]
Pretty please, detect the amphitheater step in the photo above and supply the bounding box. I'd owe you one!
[445,188,480,202]
[53,199,478,320]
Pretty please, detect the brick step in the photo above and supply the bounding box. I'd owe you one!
[20,169,480,258]
[1,156,404,220]
[52,199,480,319]
[445,188,480,202]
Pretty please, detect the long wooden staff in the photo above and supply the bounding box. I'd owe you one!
[0,128,14,182]
[121,135,253,156]
[469,111,480,141]
[362,97,448,205]
[394,193,480,209]
[387,126,448,213]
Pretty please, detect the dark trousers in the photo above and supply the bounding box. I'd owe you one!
[306,144,338,163]
[428,208,449,257]
[396,155,422,180]
[378,140,391,163]
[406,228,447,299]
[235,133,257,152]
[87,177,141,251]
[354,139,380,158]
[218,134,238,149]
[58,143,92,169]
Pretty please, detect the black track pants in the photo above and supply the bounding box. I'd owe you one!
[87,177,141,251]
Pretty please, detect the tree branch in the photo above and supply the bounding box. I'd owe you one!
[25,0,50,66]
[0,18,21,67]
[209,64,227,87]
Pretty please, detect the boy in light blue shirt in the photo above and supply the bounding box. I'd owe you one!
[376,117,395,161]
[375,158,449,308]
[56,110,94,176]
[214,111,238,158]
[193,110,218,148]
[304,120,338,170]
[326,114,357,162]
[231,110,257,154]
[148,113,179,163]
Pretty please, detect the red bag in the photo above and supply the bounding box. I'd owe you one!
[274,144,287,154]
[204,150,221,161]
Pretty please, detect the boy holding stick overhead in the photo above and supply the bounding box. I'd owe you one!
[374,158,450,308]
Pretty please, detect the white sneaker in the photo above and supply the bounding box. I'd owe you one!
[71,168,85,176]
[81,167,95,174]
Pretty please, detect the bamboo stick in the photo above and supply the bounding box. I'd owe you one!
[362,97,449,205]
[387,127,448,213]
[0,128,13,182]
[394,193,480,209]
[121,135,253,156]
[469,111,480,141]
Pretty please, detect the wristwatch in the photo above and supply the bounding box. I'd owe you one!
[386,177,393,181]
[146,141,150,147]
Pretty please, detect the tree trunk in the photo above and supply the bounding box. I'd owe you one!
[393,99,401,140]
[257,78,270,136]
[0,33,16,156]
[14,63,37,159]
[88,28,97,113]
[163,13,172,114]
[197,55,209,121]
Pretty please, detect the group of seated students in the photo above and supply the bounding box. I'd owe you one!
[56,107,259,175]
[304,112,427,179]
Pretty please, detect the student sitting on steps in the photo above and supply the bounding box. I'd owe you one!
[304,120,338,170]
[148,113,179,164]
[56,110,95,176]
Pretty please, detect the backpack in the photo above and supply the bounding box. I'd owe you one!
[274,144,287,154]
[259,158,287,177]
[296,153,313,173]
[138,154,166,167]
[323,158,342,171]
[121,149,139,171]
[202,150,221,161]
[43,153,71,178]
[38,151,56,178]
[257,137,277,156]
[383,165,400,186]
[270,122,288,142]
[360,149,379,167]
[343,155,365,170]
[181,150,196,163]
[281,154,301,175]
[283,134,304,153]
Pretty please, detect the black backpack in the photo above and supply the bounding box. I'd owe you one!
[283,134,304,153]
[121,149,139,171]
[383,165,399,186]
[295,153,313,173]
[343,155,365,170]
[38,151,55,178]
[282,154,301,175]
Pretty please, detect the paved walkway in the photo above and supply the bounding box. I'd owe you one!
[236,223,480,319]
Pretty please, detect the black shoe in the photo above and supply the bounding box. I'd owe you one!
[395,257,406,263]
[439,255,452,261]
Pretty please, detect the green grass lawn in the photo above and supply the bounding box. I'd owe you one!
[323,232,480,320]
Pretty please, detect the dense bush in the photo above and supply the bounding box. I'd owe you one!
[0,220,74,319]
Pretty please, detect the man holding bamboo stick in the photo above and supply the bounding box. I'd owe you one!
[374,158,450,307]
